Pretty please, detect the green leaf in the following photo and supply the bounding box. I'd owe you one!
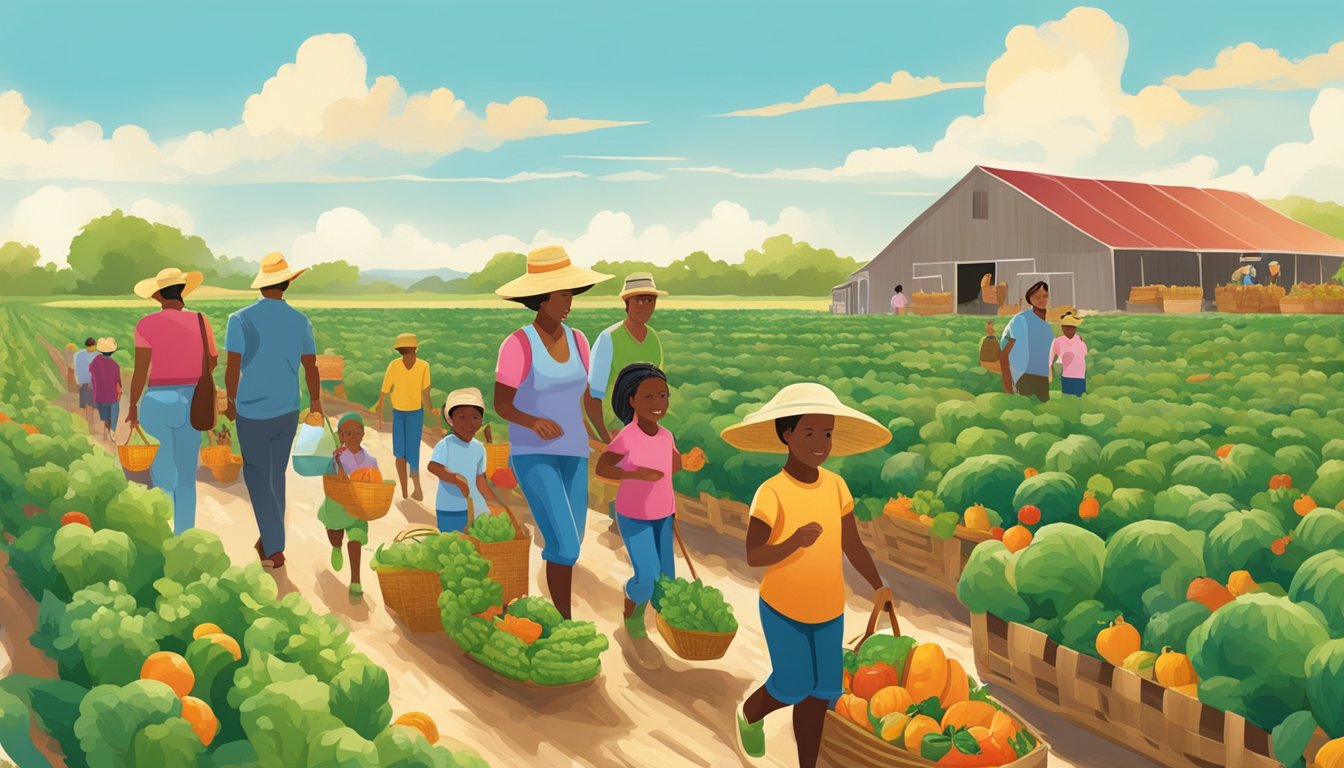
[1271,711,1318,768]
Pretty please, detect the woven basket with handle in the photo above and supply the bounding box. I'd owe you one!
[322,458,395,522]
[118,425,158,472]
[464,499,532,606]
[373,527,444,633]
[653,520,737,661]
[208,455,243,484]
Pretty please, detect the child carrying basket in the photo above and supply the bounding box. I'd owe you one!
[320,412,394,598]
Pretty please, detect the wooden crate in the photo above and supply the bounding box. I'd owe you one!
[911,292,954,316]
[315,354,344,381]
[1129,286,1162,305]
[1163,298,1203,314]
[1280,297,1312,314]
[864,515,986,594]
[970,613,1287,768]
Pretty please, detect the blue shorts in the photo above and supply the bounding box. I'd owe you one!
[759,598,843,706]
[1061,376,1086,396]
[437,509,469,533]
[392,408,424,465]
[97,402,120,425]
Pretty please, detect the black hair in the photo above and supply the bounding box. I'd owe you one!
[510,285,594,312]
[447,404,485,419]
[894,285,903,294]
[84,337,96,347]
[259,280,290,293]
[611,362,666,425]
[159,284,186,303]
[101,351,114,357]
[1024,281,1049,302]
[395,347,415,355]
[774,415,803,444]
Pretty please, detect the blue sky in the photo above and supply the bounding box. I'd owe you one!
[2,1,1343,271]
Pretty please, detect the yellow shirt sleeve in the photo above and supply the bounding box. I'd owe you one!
[837,474,855,516]
[749,485,780,528]
[380,361,395,394]
[421,360,431,392]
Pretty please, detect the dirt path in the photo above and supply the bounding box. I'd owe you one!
[10,343,1157,768]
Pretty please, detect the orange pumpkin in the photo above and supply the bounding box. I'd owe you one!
[970,727,1019,765]
[208,633,242,662]
[1227,570,1258,597]
[349,467,383,483]
[1023,467,1038,479]
[877,711,912,744]
[180,696,218,745]
[141,651,194,698]
[903,644,949,703]
[394,712,440,743]
[1155,647,1198,688]
[903,714,941,753]
[852,663,900,700]
[989,710,1019,746]
[0,412,9,423]
[885,495,918,520]
[1002,525,1033,553]
[868,686,914,720]
[60,511,92,528]
[1294,494,1317,516]
[1096,616,1141,666]
[1269,474,1293,490]
[942,700,999,731]
[1187,578,1234,612]
[1016,505,1041,526]
[836,693,869,728]
[192,623,223,640]
[1271,535,1293,556]
[1216,444,1233,459]
[1078,492,1100,520]
[941,659,970,706]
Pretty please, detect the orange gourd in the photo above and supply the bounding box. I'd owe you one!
[1016,505,1041,526]
[1271,535,1293,556]
[349,467,383,483]
[1096,616,1141,666]
[877,711,912,744]
[496,615,543,645]
[394,712,440,744]
[1187,578,1234,612]
[989,711,1019,746]
[20,423,39,435]
[192,623,223,640]
[180,696,218,745]
[208,633,242,662]
[1216,444,1233,459]
[1269,474,1293,490]
[140,651,194,698]
[903,714,941,753]
[1227,570,1258,597]
[836,693,870,728]
[1023,467,1038,479]
[852,663,900,700]
[0,412,9,423]
[1155,647,1198,688]
[1078,492,1100,520]
[885,495,918,520]
[941,659,970,706]
[1314,737,1344,768]
[868,686,914,720]
[963,504,990,531]
[475,605,504,621]
[1294,494,1317,516]
[1002,525,1033,553]
[903,644,949,703]
[60,511,92,528]
[942,700,999,731]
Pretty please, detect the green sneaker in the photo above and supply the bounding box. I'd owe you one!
[736,708,765,760]
[330,546,344,571]
[349,582,363,598]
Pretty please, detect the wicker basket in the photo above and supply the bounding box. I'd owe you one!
[861,515,986,594]
[484,443,510,475]
[460,650,600,689]
[373,527,444,633]
[208,455,243,484]
[315,354,344,381]
[981,282,1009,305]
[653,612,735,661]
[118,426,158,472]
[464,503,532,605]
[322,461,395,521]
[910,292,954,316]
[1279,297,1312,314]
[1129,285,1162,305]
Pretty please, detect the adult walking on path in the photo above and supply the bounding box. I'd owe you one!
[373,332,438,501]
[494,245,612,619]
[584,272,666,444]
[224,252,322,569]
[125,267,217,534]
[73,337,97,427]
[998,280,1054,403]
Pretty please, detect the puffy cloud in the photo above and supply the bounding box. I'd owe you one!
[718,72,982,118]
[1165,41,1344,91]
[1214,88,1344,201]
[3,185,195,265]
[0,34,637,183]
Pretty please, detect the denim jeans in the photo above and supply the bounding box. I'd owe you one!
[759,598,844,706]
[437,508,469,533]
[511,454,588,566]
[139,385,199,534]
[616,514,675,607]
[237,411,298,556]
[392,408,424,465]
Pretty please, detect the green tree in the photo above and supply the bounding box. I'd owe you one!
[0,241,76,295]
[66,211,232,294]
[290,260,362,294]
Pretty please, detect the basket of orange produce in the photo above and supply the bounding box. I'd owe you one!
[323,461,395,521]
[200,424,242,484]
[118,425,158,472]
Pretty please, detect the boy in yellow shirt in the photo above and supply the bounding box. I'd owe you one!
[373,333,440,501]
[721,382,894,768]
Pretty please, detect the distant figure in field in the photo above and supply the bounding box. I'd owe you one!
[585,272,667,445]
[890,285,908,315]
[998,281,1054,403]
[89,337,122,441]
[1268,261,1281,286]
[73,337,97,425]
[373,332,438,501]
[1049,310,1088,397]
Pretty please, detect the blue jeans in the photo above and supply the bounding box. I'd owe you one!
[97,402,119,426]
[437,508,469,533]
[759,598,844,706]
[511,454,588,566]
[392,408,423,465]
[617,514,675,607]
[237,411,298,557]
[139,385,199,534]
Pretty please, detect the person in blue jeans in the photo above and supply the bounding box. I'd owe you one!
[494,245,612,619]
[427,387,498,532]
[224,252,322,570]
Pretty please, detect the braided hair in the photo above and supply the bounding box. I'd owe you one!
[610,362,667,425]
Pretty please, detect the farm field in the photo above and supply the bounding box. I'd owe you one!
[4,302,1344,768]
[35,295,833,312]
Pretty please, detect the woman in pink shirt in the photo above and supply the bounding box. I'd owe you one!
[1049,310,1088,396]
[595,363,705,668]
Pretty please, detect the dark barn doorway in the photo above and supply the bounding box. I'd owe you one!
[956,261,996,314]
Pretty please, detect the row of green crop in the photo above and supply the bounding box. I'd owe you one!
[0,307,487,768]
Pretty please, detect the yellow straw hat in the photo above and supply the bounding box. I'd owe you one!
[619,272,669,300]
[250,252,307,289]
[392,333,419,350]
[721,382,891,456]
[133,267,204,300]
[443,387,486,420]
[495,246,613,299]
[95,337,118,353]
[1058,310,1084,327]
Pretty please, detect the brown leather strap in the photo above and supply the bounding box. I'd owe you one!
[852,599,903,650]
[672,518,699,582]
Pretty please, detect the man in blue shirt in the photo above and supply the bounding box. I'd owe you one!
[999,281,1055,403]
[224,252,322,569]
[73,337,97,422]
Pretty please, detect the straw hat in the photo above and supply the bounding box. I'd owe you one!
[133,267,203,299]
[619,272,668,300]
[96,337,117,353]
[443,387,486,420]
[495,246,613,299]
[250,252,306,289]
[1058,310,1083,327]
[720,382,891,457]
[392,333,419,350]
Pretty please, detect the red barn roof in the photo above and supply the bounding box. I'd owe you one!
[980,166,1344,256]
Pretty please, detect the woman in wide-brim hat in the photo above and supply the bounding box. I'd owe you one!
[126,267,218,535]
[494,245,613,619]
[373,331,438,501]
[722,382,893,767]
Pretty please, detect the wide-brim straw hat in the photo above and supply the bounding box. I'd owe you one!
[619,272,668,300]
[250,251,307,289]
[721,382,891,457]
[1058,310,1084,327]
[133,267,203,300]
[495,246,613,299]
[393,333,419,350]
[96,337,117,353]
[443,387,486,420]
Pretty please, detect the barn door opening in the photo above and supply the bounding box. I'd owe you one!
[956,262,996,314]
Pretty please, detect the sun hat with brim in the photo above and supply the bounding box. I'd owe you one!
[1058,310,1084,327]
[495,246,613,299]
[392,333,419,350]
[250,251,307,289]
[337,412,365,430]
[720,382,891,457]
[443,387,486,421]
[96,337,117,353]
[619,272,669,300]
[133,267,204,300]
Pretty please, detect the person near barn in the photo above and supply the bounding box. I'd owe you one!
[998,281,1055,403]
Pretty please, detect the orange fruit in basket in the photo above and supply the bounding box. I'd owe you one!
[141,651,194,697]
[393,712,439,744]
[180,696,218,745]
[349,467,383,483]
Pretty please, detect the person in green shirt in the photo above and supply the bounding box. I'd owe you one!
[584,273,667,443]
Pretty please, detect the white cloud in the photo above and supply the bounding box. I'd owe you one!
[718,72,982,118]
[1165,41,1344,91]
[0,34,638,184]
[309,171,587,184]
[3,185,195,265]
[1213,88,1344,201]
[564,155,687,162]
[597,170,666,182]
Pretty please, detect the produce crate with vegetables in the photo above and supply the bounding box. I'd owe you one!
[371,529,490,633]
[652,576,738,661]
[865,490,1001,594]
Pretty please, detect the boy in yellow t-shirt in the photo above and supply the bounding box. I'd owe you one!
[721,382,894,768]
[373,332,440,501]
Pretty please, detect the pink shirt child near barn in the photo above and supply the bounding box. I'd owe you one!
[1049,334,1088,379]
[134,310,218,387]
[607,422,677,521]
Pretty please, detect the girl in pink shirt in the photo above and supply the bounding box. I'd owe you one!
[595,363,705,668]
[1049,311,1088,396]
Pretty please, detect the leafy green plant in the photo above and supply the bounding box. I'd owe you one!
[654,576,738,633]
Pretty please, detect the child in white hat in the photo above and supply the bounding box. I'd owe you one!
[721,382,894,767]
[427,388,501,532]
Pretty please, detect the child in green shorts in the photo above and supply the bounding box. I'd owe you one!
[319,412,380,597]
[721,382,895,768]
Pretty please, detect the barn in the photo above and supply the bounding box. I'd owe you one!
[833,166,1344,314]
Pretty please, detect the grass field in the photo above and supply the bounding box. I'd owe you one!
[38,294,832,311]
